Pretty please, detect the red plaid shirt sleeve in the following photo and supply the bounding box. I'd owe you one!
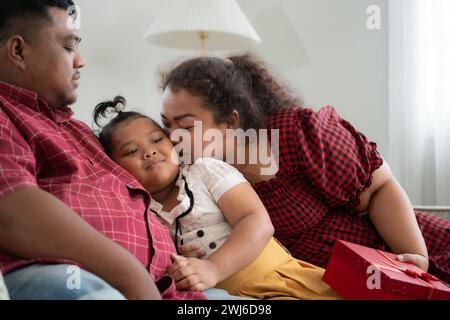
[0,82,206,299]
[0,111,38,198]
[291,105,383,208]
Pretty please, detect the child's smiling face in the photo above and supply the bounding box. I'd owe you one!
[110,117,180,194]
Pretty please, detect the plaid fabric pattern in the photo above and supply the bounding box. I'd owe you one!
[0,82,205,299]
[254,106,449,283]
[415,211,450,283]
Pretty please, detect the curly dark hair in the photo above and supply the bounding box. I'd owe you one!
[159,52,302,130]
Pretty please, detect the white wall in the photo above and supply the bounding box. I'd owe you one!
[73,0,389,157]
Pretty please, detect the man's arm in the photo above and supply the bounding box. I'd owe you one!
[0,187,161,300]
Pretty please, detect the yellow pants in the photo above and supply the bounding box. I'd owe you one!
[216,238,341,300]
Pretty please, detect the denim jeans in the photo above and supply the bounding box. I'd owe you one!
[204,288,251,300]
[4,264,125,300]
[4,264,248,300]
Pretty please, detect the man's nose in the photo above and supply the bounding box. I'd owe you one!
[74,51,85,69]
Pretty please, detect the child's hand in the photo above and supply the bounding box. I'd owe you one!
[167,253,220,291]
[396,253,429,272]
[177,243,207,259]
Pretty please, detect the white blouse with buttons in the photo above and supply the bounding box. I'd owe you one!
[150,157,248,258]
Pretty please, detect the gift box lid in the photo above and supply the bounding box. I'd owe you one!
[333,240,450,300]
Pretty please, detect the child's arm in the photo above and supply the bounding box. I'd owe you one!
[167,182,274,291]
[0,187,162,299]
[176,243,206,258]
[356,162,429,271]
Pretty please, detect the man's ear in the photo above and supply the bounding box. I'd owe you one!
[226,110,240,129]
[5,35,27,71]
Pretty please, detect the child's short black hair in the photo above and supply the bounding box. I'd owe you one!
[93,96,162,157]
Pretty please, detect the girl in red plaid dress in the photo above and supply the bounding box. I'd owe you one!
[159,53,449,283]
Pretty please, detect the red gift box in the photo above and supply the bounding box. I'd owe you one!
[323,240,450,300]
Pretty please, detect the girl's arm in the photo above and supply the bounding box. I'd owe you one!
[167,182,274,291]
[356,162,429,271]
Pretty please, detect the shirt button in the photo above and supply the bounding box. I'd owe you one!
[197,230,205,238]
[209,242,217,250]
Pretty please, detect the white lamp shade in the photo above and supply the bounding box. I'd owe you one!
[144,0,261,51]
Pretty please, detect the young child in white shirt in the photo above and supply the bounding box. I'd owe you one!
[93,96,340,300]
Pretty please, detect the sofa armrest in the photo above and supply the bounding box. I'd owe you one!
[413,206,450,221]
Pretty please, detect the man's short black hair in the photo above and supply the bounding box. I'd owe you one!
[0,0,75,43]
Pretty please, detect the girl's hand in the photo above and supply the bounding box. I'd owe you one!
[167,254,219,291]
[396,253,429,272]
[177,243,207,259]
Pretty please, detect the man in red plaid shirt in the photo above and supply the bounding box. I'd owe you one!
[0,0,211,300]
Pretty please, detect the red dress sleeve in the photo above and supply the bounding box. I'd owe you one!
[292,105,383,208]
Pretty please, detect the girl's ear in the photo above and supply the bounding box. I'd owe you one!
[226,110,240,129]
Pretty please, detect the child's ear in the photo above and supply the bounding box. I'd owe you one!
[226,111,240,129]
